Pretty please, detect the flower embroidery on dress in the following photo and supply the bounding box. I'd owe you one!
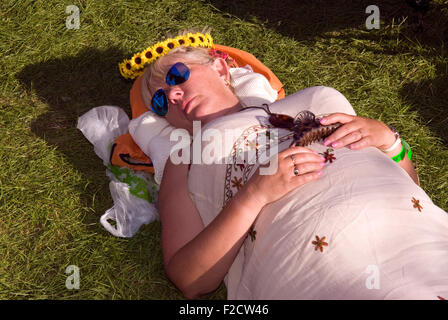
[320,148,336,163]
[411,197,423,212]
[231,176,243,191]
[312,235,329,253]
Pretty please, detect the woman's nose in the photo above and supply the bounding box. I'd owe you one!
[166,87,184,104]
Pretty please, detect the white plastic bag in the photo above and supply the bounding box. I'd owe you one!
[77,106,160,238]
[77,106,130,165]
[100,179,159,238]
[102,165,159,238]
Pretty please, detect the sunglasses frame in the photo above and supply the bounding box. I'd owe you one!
[150,62,191,117]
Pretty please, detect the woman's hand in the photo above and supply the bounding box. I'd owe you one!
[245,146,325,206]
[319,113,396,151]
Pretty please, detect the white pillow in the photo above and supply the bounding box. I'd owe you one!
[129,67,278,184]
[229,65,278,107]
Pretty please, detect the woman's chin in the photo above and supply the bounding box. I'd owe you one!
[187,108,209,123]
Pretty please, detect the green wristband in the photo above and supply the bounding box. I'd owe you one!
[391,139,412,163]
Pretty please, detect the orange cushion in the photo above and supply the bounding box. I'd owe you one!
[111,45,284,173]
[110,133,155,174]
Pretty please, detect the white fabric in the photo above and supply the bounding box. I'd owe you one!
[128,112,179,184]
[229,65,278,107]
[187,86,448,299]
[129,67,278,184]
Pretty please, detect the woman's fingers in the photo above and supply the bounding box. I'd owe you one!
[291,161,325,176]
[320,114,358,147]
[280,146,316,159]
[347,135,371,150]
[323,121,364,148]
[290,153,326,166]
[285,148,325,181]
[325,127,365,148]
[319,113,355,125]
[279,146,326,172]
[290,170,323,186]
[281,146,326,164]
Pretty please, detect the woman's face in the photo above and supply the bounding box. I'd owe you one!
[150,58,241,134]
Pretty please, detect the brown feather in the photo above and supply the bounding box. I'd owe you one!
[290,111,342,147]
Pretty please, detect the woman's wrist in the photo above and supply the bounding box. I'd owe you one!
[384,141,403,158]
[239,178,269,210]
[378,124,398,151]
[382,130,403,158]
[377,124,412,161]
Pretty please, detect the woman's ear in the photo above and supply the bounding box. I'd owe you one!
[210,58,230,82]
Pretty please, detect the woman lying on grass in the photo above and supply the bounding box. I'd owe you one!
[125,32,448,300]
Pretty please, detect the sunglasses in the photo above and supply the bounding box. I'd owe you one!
[244,104,342,147]
[151,62,191,116]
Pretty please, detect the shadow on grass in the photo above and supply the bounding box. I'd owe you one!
[400,60,448,144]
[208,0,448,143]
[208,0,448,44]
[16,47,226,299]
[16,47,133,228]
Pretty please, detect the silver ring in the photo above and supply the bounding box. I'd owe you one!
[290,155,295,165]
[294,166,300,176]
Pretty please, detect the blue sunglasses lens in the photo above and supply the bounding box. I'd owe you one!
[166,62,190,86]
[150,63,190,117]
[151,89,168,116]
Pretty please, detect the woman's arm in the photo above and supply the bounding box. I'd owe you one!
[382,136,419,185]
[158,147,325,299]
[158,158,264,299]
[319,113,420,185]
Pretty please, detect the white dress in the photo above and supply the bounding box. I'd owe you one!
[187,86,448,300]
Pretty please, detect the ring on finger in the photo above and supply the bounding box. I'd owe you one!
[294,165,300,176]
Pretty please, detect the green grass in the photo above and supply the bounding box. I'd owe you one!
[0,0,447,299]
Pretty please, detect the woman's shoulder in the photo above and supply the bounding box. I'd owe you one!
[270,86,356,117]
[202,106,265,132]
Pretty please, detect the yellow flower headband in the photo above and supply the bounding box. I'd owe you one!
[118,32,214,80]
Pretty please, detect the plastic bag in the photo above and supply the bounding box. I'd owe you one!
[77,106,160,238]
[77,106,130,165]
[101,165,159,237]
[101,172,159,238]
